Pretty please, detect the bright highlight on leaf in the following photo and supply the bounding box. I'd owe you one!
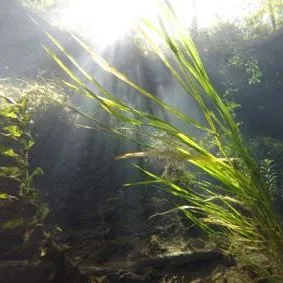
[0,193,10,199]
[2,217,24,229]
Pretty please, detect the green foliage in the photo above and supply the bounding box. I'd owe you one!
[229,52,263,85]
[197,22,262,120]
[46,1,283,280]
[202,22,245,51]
[0,193,10,199]
[243,0,283,38]
[2,217,25,229]
[0,94,47,229]
[0,90,71,270]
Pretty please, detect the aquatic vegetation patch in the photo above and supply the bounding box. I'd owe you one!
[45,1,283,280]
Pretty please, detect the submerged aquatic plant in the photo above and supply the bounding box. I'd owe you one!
[45,1,283,280]
[260,159,280,201]
[0,92,88,282]
[0,94,47,229]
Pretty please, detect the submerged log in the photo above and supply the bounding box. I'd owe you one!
[83,250,225,282]
[134,250,223,270]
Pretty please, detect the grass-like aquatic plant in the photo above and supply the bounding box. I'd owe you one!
[45,1,283,280]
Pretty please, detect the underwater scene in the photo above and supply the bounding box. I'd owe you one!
[1,0,283,282]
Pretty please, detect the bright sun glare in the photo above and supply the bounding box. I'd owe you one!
[54,0,255,48]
